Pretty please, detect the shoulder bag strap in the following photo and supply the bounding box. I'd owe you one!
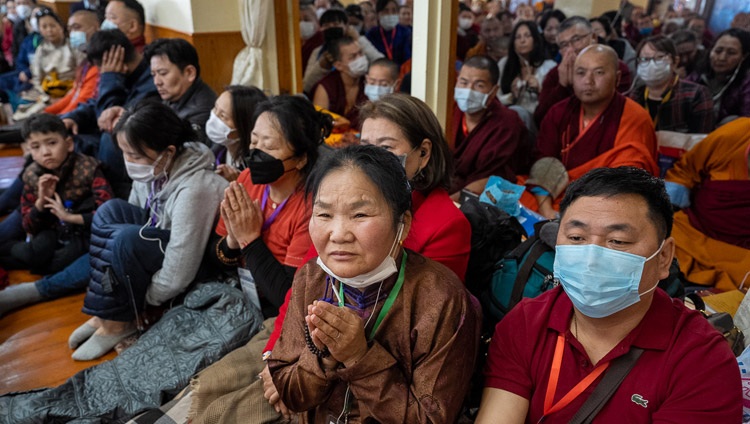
[568,347,645,424]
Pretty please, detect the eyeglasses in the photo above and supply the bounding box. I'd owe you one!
[637,54,669,65]
[558,32,592,50]
[34,8,56,19]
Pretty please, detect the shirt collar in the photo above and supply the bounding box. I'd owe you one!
[548,286,677,352]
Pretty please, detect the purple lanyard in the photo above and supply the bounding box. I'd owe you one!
[260,185,290,231]
[215,147,226,168]
[144,179,164,227]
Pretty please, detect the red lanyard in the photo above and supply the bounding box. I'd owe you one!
[542,334,610,418]
[379,26,397,60]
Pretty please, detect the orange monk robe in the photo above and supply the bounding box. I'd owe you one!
[665,117,750,291]
[521,93,658,210]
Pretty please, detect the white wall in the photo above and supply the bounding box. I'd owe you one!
[139,0,194,33]
[138,0,241,34]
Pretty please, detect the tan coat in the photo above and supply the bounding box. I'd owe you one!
[268,251,482,423]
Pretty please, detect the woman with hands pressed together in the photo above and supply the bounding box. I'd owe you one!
[267,145,481,423]
[207,95,332,319]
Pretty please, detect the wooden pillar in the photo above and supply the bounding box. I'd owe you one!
[410,0,458,146]
[270,0,303,95]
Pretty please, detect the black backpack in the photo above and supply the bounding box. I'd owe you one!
[459,197,526,297]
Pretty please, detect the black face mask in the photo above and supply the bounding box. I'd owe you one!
[245,149,289,185]
[323,26,345,44]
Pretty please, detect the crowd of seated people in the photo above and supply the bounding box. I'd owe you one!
[0,0,747,423]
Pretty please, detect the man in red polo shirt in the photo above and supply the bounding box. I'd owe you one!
[476,167,741,423]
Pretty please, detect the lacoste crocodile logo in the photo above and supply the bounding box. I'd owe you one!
[631,394,648,408]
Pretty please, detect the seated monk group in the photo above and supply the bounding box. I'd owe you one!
[524,44,658,218]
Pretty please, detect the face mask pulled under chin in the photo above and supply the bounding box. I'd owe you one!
[553,241,665,319]
[317,222,405,289]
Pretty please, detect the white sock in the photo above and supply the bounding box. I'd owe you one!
[68,322,97,349]
[71,329,136,361]
[0,282,43,316]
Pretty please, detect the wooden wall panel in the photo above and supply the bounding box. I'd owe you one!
[145,24,244,94]
[39,0,73,24]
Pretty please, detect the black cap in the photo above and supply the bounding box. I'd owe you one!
[345,4,364,21]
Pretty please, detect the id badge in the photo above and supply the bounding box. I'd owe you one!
[237,267,262,311]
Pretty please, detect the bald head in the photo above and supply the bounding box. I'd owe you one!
[573,44,621,108]
[576,44,619,72]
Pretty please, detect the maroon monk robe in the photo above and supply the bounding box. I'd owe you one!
[313,69,368,130]
[450,98,529,193]
[536,92,627,170]
[685,179,750,249]
[534,59,632,127]
[302,31,325,72]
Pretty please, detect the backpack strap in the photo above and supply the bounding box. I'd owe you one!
[509,240,550,309]
[568,347,645,424]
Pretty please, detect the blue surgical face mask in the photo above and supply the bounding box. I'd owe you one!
[639,27,654,36]
[364,83,394,101]
[554,241,664,318]
[101,19,118,31]
[454,87,489,114]
[69,31,87,50]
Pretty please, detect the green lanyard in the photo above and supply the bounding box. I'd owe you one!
[336,251,407,341]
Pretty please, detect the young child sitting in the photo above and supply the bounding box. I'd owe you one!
[0,113,113,278]
[29,7,82,98]
[10,7,82,117]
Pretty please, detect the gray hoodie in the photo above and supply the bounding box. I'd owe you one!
[129,142,228,306]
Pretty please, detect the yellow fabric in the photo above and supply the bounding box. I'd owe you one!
[672,211,750,291]
[666,118,750,290]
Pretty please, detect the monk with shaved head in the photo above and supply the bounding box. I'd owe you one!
[526,43,659,218]
[533,16,633,127]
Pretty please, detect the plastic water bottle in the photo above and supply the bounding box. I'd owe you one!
[58,200,74,245]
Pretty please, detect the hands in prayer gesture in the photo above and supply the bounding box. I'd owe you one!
[220,181,263,249]
[307,300,369,369]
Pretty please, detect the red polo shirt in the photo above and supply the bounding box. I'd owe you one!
[484,286,741,423]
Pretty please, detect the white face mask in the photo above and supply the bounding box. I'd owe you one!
[459,17,474,30]
[454,87,489,114]
[125,151,169,183]
[637,60,672,86]
[29,17,38,33]
[364,83,394,101]
[16,4,31,20]
[205,111,237,146]
[379,14,399,31]
[347,55,369,78]
[300,21,316,40]
[317,222,405,289]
